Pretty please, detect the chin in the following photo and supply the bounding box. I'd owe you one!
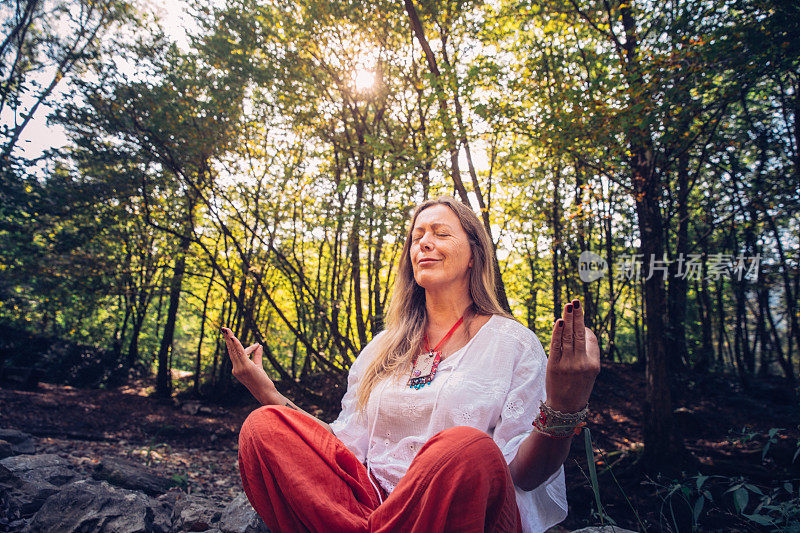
[414,275,453,290]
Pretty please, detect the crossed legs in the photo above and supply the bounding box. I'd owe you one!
[238,406,522,533]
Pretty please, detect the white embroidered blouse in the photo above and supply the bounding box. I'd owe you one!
[329,314,568,533]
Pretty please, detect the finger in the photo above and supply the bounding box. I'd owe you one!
[228,330,247,356]
[562,302,574,359]
[243,343,259,357]
[221,328,235,357]
[253,344,263,367]
[549,319,564,363]
[585,328,601,364]
[222,328,244,365]
[573,299,586,358]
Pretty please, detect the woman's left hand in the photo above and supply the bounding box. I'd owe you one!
[545,299,601,413]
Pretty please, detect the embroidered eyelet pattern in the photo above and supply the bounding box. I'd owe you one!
[406,442,418,460]
[503,398,525,419]
[401,400,423,420]
[454,404,476,424]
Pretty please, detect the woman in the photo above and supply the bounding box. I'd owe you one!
[223,196,600,532]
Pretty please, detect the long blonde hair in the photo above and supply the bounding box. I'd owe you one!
[355,196,514,413]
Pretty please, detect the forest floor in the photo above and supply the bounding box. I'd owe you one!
[1,363,798,532]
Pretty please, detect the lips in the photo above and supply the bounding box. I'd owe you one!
[418,258,439,265]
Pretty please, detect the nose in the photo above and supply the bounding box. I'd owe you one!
[418,231,434,250]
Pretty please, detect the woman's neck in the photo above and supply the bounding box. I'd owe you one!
[424,287,473,331]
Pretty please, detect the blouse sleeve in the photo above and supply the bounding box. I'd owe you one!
[329,331,386,463]
[492,331,568,529]
[493,333,548,463]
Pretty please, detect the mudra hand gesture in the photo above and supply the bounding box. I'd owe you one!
[221,327,277,405]
[545,299,601,414]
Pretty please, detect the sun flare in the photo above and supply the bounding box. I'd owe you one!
[352,69,376,93]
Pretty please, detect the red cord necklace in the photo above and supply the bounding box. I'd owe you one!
[407,315,464,389]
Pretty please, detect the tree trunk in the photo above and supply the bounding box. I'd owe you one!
[155,195,196,397]
[604,187,617,362]
[349,172,367,347]
[695,253,713,373]
[194,269,216,394]
[636,189,681,466]
[552,162,562,320]
[574,161,595,328]
[155,245,187,397]
[667,152,690,372]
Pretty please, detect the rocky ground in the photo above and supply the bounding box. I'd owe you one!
[0,380,268,533]
[1,364,798,532]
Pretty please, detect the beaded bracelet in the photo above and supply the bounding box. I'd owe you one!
[531,401,589,439]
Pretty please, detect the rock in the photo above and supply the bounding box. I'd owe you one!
[0,439,13,459]
[182,402,201,416]
[30,479,172,533]
[173,494,223,531]
[0,462,60,519]
[92,457,177,496]
[0,428,36,455]
[219,493,270,533]
[157,486,185,508]
[213,427,235,439]
[571,527,638,533]
[0,517,28,532]
[0,453,76,486]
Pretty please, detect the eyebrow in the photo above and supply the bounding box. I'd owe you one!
[412,222,452,234]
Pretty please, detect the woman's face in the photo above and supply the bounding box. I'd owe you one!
[410,204,473,291]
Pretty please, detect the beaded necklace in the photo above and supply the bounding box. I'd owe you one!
[407,315,464,389]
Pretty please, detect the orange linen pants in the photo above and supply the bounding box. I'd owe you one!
[238,405,523,533]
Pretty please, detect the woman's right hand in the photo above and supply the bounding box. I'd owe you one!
[221,327,277,405]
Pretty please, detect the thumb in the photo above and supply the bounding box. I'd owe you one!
[253,344,263,367]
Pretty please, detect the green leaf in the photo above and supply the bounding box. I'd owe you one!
[742,513,773,526]
[767,428,780,438]
[726,482,744,494]
[762,442,771,461]
[784,482,793,494]
[696,474,709,490]
[583,429,605,520]
[693,496,704,522]
[744,483,763,495]
[734,487,749,513]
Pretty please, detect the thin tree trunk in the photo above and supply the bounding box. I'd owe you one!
[155,195,196,397]
[695,254,713,373]
[155,247,187,397]
[552,162,562,320]
[349,172,367,347]
[194,268,216,394]
[604,186,617,362]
